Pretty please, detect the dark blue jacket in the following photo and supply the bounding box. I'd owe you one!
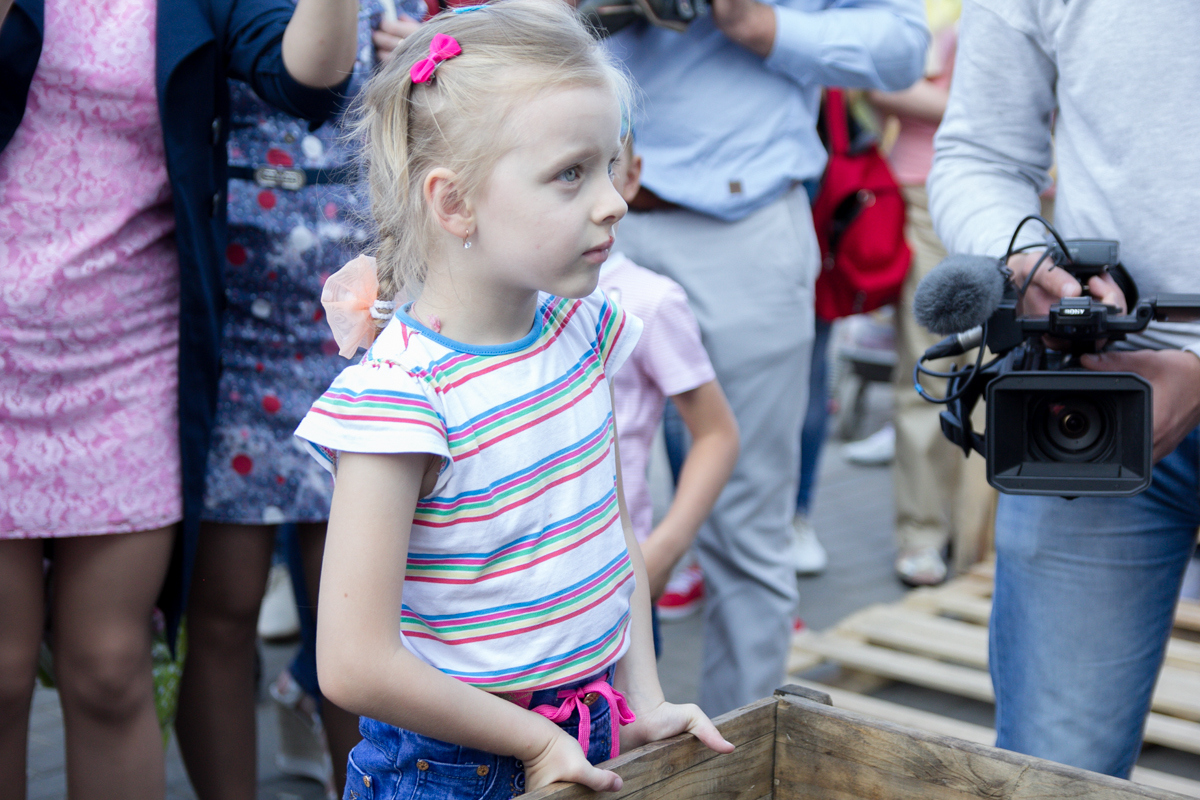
[0,0,351,643]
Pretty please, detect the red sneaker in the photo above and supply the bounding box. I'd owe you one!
[657,564,705,620]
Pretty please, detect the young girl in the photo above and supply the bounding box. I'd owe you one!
[295,2,734,797]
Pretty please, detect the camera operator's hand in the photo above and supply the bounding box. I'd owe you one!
[1082,349,1200,463]
[1008,251,1128,317]
[710,0,776,57]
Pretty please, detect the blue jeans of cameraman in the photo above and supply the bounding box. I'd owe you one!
[990,428,1200,778]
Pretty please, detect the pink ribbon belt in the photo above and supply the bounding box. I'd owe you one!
[523,681,636,760]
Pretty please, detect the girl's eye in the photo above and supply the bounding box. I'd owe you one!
[559,166,582,183]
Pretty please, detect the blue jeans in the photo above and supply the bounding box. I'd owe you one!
[990,428,1200,778]
[344,668,618,800]
[796,317,833,514]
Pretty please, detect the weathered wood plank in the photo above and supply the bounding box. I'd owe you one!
[791,631,1200,754]
[967,561,995,581]
[611,732,774,800]
[1144,713,1200,756]
[839,604,989,669]
[785,679,1200,798]
[774,694,1189,800]
[904,586,993,625]
[524,697,775,800]
[798,613,1200,721]
[1176,601,1200,634]
[790,631,995,701]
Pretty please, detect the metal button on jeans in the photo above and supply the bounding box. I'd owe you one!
[582,692,600,706]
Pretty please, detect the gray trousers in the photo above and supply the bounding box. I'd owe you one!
[617,188,817,715]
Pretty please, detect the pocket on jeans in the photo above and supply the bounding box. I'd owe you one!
[345,751,400,800]
[409,758,496,800]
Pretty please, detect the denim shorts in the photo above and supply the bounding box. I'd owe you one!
[344,668,617,800]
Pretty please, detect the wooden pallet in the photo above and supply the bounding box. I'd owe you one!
[788,564,1200,797]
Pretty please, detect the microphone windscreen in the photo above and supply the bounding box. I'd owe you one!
[912,254,1007,335]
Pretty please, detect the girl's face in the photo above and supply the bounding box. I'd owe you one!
[468,84,627,300]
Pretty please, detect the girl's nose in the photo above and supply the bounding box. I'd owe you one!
[596,181,628,226]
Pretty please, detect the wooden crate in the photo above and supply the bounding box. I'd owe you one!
[526,686,1191,800]
[787,564,1200,796]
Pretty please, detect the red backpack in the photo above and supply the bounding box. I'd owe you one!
[811,88,911,321]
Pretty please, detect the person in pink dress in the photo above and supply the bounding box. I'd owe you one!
[0,0,357,795]
[602,137,740,641]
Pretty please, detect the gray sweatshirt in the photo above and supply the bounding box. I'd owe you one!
[927,0,1200,351]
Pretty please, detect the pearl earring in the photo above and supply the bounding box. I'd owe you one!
[463,233,472,250]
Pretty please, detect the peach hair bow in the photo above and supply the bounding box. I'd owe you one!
[411,34,462,84]
[321,255,392,358]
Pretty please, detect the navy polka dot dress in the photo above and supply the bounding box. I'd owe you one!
[202,0,410,525]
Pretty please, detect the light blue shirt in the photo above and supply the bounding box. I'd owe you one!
[607,0,928,221]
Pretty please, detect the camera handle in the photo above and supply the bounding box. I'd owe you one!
[1151,295,1200,323]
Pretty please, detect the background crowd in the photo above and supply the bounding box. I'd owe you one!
[3,0,1200,798]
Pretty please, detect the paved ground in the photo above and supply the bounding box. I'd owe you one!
[24,377,1200,796]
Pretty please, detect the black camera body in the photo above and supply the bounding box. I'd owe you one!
[925,233,1200,498]
[982,355,1152,497]
[577,0,709,36]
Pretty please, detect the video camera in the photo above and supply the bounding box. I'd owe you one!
[914,216,1200,498]
[576,0,709,36]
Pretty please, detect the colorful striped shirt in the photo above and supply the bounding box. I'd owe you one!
[295,289,642,692]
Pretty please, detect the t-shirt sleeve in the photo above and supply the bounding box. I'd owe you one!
[640,281,717,397]
[594,289,643,379]
[294,361,450,476]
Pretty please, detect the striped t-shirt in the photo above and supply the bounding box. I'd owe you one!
[295,289,642,692]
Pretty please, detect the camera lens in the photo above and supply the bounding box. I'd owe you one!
[1057,409,1090,439]
[1041,397,1105,456]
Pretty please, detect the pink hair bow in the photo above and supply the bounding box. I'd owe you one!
[321,255,385,358]
[411,34,462,84]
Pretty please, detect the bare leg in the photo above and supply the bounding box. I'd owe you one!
[0,539,46,799]
[175,523,274,800]
[297,521,361,796]
[52,527,174,800]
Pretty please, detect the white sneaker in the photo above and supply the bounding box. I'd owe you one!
[257,562,301,642]
[843,424,895,466]
[895,546,948,587]
[792,514,828,575]
[270,670,335,796]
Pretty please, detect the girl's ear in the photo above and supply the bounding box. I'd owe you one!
[424,167,474,241]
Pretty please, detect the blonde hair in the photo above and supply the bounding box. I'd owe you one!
[351,0,632,315]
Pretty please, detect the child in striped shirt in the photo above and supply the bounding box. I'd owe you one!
[294,3,732,798]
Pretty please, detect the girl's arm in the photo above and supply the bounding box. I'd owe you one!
[316,451,623,793]
[609,387,735,756]
[281,0,360,88]
[639,379,739,599]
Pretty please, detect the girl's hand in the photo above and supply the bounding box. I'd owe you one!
[373,15,421,63]
[620,700,735,755]
[522,726,623,793]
